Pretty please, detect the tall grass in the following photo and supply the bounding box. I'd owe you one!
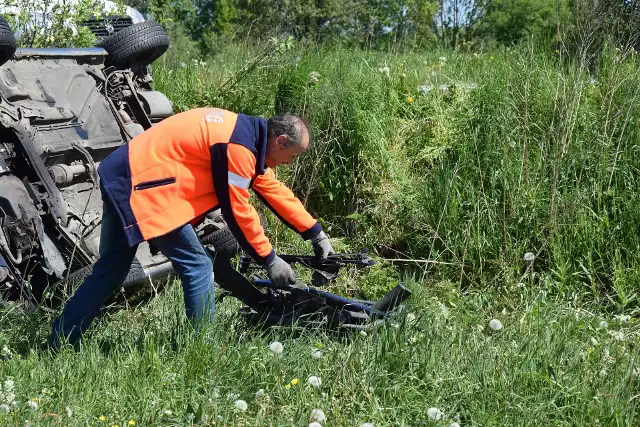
[153,41,640,309]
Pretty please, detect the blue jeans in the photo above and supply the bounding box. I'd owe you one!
[50,196,215,347]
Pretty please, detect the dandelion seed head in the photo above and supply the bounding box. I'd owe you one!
[269,341,284,355]
[378,65,390,76]
[26,399,38,410]
[163,410,173,416]
[310,408,326,422]
[0,404,10,413]
[308,71,321,84]
[309,423,323,427]
[427,407,444,420]
[359,330,367,337]
[66,406,73,417]
[3,378,14,392]
[590,337,598,346]
[307,376,322,387]
[311,349,323,359]
[226,392,239,401]
[524,252,535,262]
[255,389,265,398]
[448,423,461,427]
[361,423,375,427]
[234,399,248,412]
[599,320,609,328]
[489,319,503,331]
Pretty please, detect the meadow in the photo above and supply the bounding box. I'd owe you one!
[1,37,639,426]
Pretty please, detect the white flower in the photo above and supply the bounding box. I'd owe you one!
[255,389,265,398]
[26,399,38,410]
[66,406,73,417]
[489,319,503,331]
[226,392,239,401]
[361,423,375,427]
[590,337,598,346]
[599,320,608,329]
[608,330,625,341]
[524,252,535,262]
[311,349,323,359]
[309,408,326,422]
[378,65,390,76]
[613,314,631,323]
[307,376,322,387]
[1,346,11,357]
[427,407,444,420]
[234,399,248,412]
[309,423,323,427]
[448,423,461,427]
[440,304,449,315]
[308,71,321,84]
[163,409,173,416]
[211,386,220,398]
[269,341,284,355]
[3,378,14,392]
[0,404,10,413]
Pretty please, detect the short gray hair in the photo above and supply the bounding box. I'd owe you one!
[267,113,310,148]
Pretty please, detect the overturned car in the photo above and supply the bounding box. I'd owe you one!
[0,15,183,301]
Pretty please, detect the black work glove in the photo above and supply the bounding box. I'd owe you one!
[310,231,334,263]
[265,255,296,286]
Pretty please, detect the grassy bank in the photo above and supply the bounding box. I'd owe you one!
[151,41,640,309]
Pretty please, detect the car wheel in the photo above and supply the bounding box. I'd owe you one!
[201,226,241,258]
[100,20,169,70]
[0,16,17,67]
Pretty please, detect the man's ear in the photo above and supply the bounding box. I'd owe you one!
[276,135,287,146]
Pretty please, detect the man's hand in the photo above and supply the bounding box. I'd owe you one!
[310,231,334,263]
[265,255,296,286]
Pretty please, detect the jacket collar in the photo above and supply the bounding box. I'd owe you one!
[254,117,268,175]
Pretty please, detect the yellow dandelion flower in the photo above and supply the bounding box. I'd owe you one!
[555,49,560,53]
[290,378,299,386]
[99,416,106,422]
[407,97,414,103]
[128,421,136,426]
[112,425,119,427]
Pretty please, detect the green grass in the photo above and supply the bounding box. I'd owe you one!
[2,37,640,426]
[0,274,638,426]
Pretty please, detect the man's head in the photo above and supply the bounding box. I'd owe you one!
[265,113,310,168]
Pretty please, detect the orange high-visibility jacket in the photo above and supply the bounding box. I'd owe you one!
[98,108,321,265]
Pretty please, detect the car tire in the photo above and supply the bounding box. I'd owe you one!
[201,226,240,258]
[62,257,147,289]
[100,20,169,70]
[0,16,17,67]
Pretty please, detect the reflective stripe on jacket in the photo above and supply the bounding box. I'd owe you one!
[98,108,321,265]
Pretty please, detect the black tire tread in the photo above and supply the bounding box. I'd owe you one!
[100,20,169,69]
[202,226,240,257]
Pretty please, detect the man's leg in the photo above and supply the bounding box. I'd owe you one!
[150,224,215,326]
[50,199,137,347]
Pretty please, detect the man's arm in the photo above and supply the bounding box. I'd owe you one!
[210,142,274,265]
[250,168,322,240]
